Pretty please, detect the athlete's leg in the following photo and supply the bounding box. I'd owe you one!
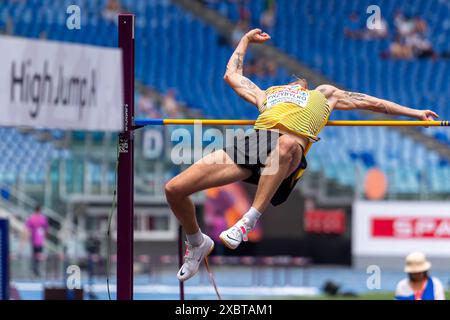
[165,149,251,235]
[220,135,302,249]
[166,150,251,281]
[251,134,302,212]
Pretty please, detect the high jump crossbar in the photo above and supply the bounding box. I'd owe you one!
[117,13,449,301]
[134,119,450,127]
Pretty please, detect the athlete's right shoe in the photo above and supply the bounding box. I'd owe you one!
[219,218,252,250]
[177,234,214,282]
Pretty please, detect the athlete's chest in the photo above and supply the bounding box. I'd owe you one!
[264,86,311,110]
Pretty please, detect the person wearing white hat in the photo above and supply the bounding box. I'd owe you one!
[395,252,445,300]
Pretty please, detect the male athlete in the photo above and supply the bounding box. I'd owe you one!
[165,29,438,281]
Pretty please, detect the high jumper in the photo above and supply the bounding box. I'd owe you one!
[163,28,439,282]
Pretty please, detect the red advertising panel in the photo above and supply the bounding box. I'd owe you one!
[304,209,346,234]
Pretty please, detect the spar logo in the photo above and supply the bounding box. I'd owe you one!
[371,217,450,238]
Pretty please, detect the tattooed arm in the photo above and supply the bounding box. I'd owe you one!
[223,29,270,108]
[316,84,438,120]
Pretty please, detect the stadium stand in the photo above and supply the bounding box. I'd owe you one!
[0,0,449,196]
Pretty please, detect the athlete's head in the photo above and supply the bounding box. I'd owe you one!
[288,76,308,89]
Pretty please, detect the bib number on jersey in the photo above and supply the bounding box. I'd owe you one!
[266,89,310,109]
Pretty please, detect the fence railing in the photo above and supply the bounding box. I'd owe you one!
[0,184,79,254]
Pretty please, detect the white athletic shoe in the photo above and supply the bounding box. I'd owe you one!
[219,218,252,250]
[177,234,215,282]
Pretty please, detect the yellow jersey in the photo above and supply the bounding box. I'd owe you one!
[254,84,331,181]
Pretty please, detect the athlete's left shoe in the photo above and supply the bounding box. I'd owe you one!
[177,234,215,282]
[219,218,252,250]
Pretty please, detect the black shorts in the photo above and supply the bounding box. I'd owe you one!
[224,129,307,206]
[33,246,43,255]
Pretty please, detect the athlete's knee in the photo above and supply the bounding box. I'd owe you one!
[277,136,301,163]
[164,178,187,202]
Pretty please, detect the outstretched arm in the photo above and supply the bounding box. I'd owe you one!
[223,29,269,108]
[317,84,439,121]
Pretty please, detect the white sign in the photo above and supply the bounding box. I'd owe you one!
[0,36,123,131]
[353,201,450,257]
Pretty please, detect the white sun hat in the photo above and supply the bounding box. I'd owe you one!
[404,252,432,273]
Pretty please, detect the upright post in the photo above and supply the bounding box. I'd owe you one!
[177,225,185,300]
[0,219,9,300]
[117,13,135,300]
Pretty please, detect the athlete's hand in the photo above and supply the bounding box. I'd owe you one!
[417,109,438,121]
[244,28,271,44]
[417,109,439,127]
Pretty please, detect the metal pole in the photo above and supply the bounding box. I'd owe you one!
[117,13,135,300]
[177,225,185,300]
[0,219,9,300]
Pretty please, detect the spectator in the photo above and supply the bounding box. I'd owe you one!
[25,205,49,277]
[414,17,428,35]
[389,35,413,59]
[260,0,276,34]
[163,89,182,118]
[138,88,161,118]
[102,0,122,22]
[405,33,436,59]
[231,19,249,46]
[394,11,415,38]
[395,252,445,300]
[344,13,364,39]
[396,15,435,59]
[237,0,251,23]
[379,11,435,60]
